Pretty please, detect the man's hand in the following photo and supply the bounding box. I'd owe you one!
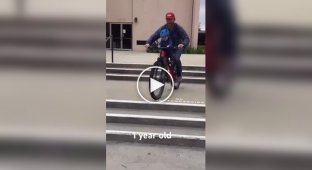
[145,44,150,48]
[178,44,184,49]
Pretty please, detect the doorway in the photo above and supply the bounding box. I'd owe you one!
[107,23,132,50]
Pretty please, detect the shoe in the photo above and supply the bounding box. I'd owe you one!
[174,76,182,89]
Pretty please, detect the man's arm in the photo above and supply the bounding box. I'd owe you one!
[168,39,173,47]
[146,26,163,45]
[177,25,190,47]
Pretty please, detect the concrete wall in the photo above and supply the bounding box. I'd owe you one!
[0,0,106,19]
[0,0,16,17]
[0,0,198,51]
[26,0,106,20]
[1,0,312,27]
[106,0,132,22]
[235,0,312,27]
[192,0,200,48]
[132,0,197,51]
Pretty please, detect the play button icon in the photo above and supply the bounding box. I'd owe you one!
[136,66,174,103]
[150,78,164,93]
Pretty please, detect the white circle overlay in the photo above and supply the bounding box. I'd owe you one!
[136,66,174,103]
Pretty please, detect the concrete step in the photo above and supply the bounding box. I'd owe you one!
[239,55,312,80]
[0,18,106,48]
[106,101,205,147]
[107,122,204,136]
[0,28,106,48]
[106,63,205,71]
[107,113,205,128]
[0,45,105,70]
[106,67,205,77]
[106,124,205,148]
[0,45,105,59]
[107,60,312,80]
[106,99,205,113]
[240,33,312,56]
[106,73,205,84]
[106,80,205,104]
[107,108,204,118]
[242,26,312,37]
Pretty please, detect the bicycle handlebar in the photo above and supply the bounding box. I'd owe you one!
[149,46,178,50]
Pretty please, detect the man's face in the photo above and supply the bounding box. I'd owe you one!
[166,18,175,29]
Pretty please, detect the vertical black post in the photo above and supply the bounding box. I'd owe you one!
[111,35,114,63]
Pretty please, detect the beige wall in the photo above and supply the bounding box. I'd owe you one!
[192,0,200,48]
[132,0,197,51]
[0,0,106,19]
[1,0,312,28]
[106,0,132,22]
[0,0,17,17]
[25,0,106,20]
[106,0,199,51]
[236,0,312,27]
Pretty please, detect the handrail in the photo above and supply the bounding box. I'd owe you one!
[106,35,114,63]
[106,36,111,42]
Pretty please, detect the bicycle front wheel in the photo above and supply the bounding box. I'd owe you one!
[149,61,166,100]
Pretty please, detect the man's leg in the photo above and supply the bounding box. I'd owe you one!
[173,48,183,78]
[172,48,184,88]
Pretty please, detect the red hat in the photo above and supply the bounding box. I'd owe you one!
[166,12,175,20]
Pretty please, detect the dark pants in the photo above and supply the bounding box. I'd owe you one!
[172,48,184,77]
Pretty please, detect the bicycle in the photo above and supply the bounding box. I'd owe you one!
[148,46,179,100]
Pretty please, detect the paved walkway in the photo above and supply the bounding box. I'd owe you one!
[107,141,204,170]
[106,50,312,71]
[106,50,205,66]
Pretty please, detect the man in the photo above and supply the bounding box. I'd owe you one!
[145,12,190,88]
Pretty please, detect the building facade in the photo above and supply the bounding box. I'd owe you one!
[106,0,200,51]
[1,0,312,51]
[0,0,106,19]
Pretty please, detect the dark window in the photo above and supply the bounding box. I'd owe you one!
[111,24,121,48]
[122,24,132,49]
[106,22,110,48]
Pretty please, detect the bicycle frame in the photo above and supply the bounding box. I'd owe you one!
[159,49,177,81]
